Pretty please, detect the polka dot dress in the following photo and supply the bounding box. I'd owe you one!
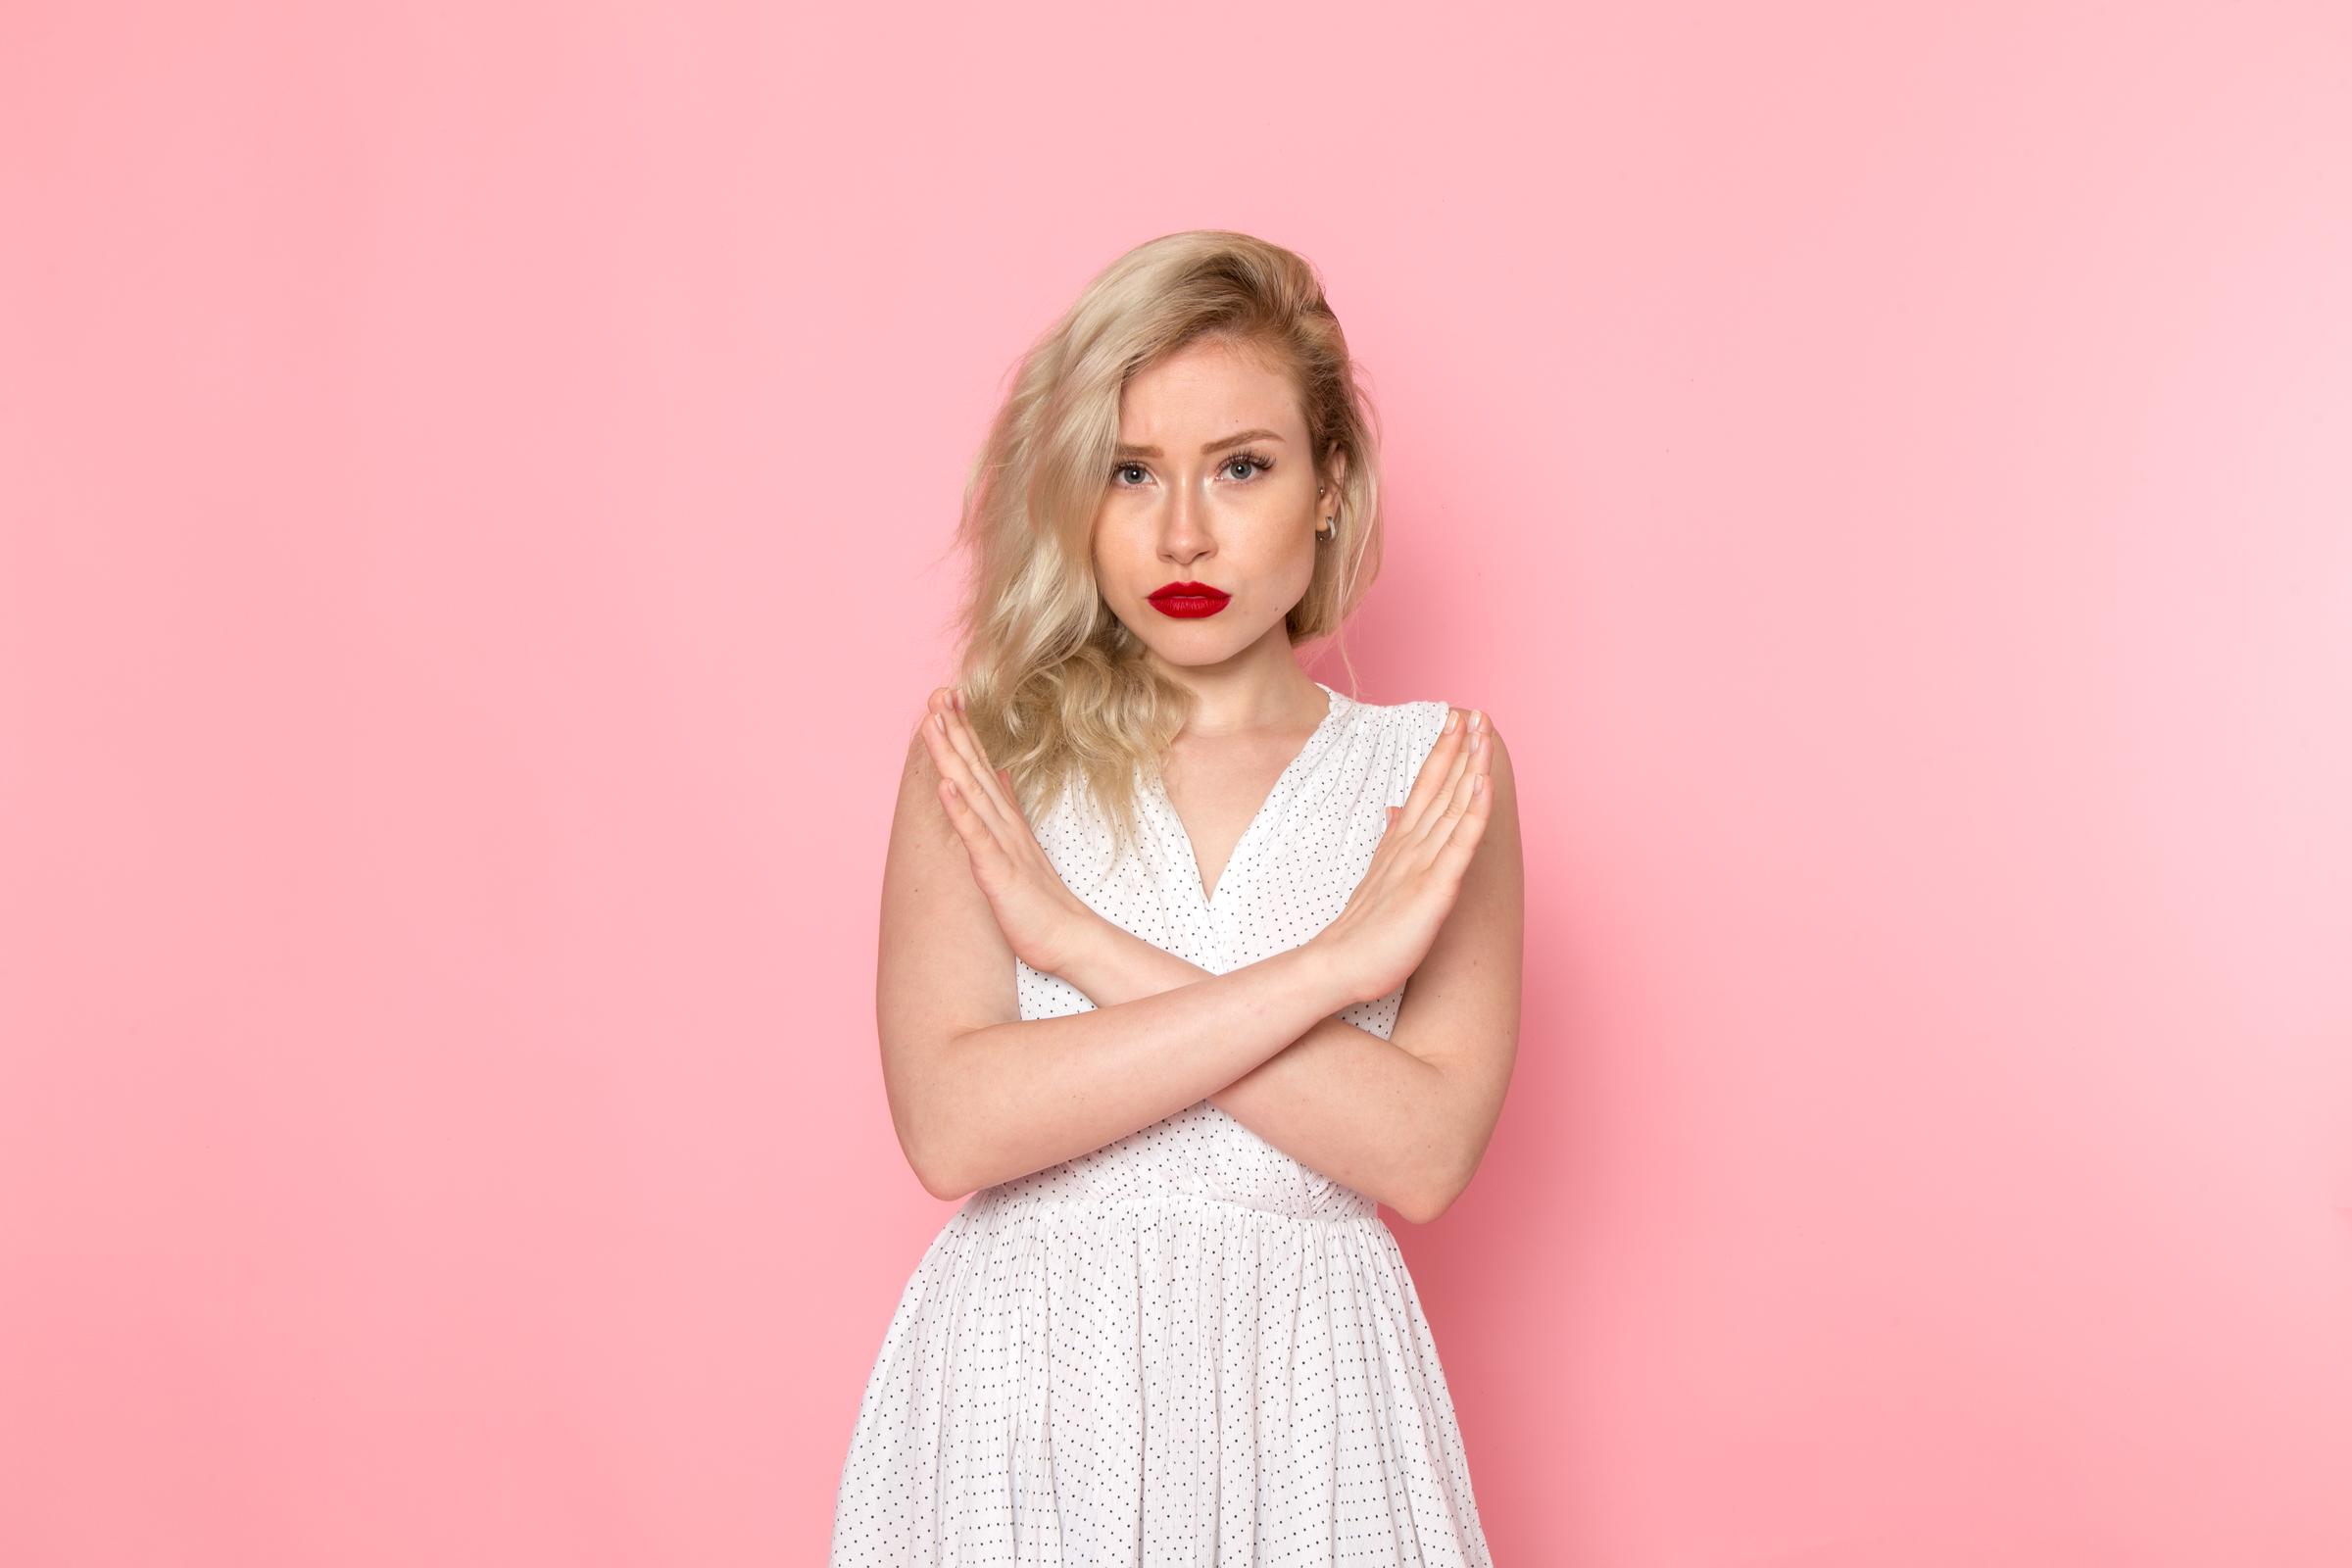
[829,684,1494,1566]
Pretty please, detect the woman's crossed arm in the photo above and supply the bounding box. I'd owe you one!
[1051,712,1519,1225]
[880,688,1513,1221]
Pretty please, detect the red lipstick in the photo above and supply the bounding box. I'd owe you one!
[1146,581,1231,618]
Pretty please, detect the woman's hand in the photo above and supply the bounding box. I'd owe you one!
[1308,706,1497,1005]
[917,685,1102,978]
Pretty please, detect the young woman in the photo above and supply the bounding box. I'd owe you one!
[830,230,1522,1566]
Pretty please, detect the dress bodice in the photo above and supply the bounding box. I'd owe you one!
[987,684,1452,1218]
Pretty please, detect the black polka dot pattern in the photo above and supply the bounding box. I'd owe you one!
[830,685,1494,1565]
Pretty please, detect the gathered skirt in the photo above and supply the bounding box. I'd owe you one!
[827,1186,1494,1566]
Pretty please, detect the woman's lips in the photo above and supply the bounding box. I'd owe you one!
[1147,583,1231,618]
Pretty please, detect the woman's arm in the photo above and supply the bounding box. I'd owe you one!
[1051,921,1446,1218]
[878,720,1365,1200]
[1052,721,1523,1225]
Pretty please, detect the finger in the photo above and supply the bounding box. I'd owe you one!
[1383,710,1458,832]
[931,698,995,804]
[927,687,1009,821]
[1409,710,1478,844]
[1427,714,1494,851]
[1454,715,1494,811]
[935,773,984,841]
[935,776,1006,873]
[916,696,962,782]
[921,702,1007,832]
[917,690,958,769]
[941,701,1019,824]
[1395,708,1465,836]
[1405,715,1480,869]
[1434,765,1494,877]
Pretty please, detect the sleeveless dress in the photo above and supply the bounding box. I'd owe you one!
[829,684,1495,1566]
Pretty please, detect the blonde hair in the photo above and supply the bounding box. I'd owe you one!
[947,229,1386,862]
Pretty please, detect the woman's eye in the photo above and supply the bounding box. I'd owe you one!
[1110,455,1269,486]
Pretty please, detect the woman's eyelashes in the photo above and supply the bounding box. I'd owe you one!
[1109,452,1275,487]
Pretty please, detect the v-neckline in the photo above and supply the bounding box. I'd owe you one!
[1150,682,1348,911]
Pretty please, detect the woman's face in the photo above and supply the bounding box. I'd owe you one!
[1091,335,1340,674]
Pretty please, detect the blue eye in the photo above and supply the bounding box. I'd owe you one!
[1108,451,1275,486]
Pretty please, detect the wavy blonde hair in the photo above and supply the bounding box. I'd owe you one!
[945,229,1387,864]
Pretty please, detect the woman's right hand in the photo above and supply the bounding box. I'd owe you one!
[918,683,1103,980]
[1310,707,1496,1005]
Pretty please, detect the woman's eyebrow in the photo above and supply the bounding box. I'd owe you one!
[1113,428,1287,459]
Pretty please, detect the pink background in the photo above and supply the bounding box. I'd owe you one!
[5,3,2349,1563]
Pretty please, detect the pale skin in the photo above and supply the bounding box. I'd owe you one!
[875,336,1524,1224]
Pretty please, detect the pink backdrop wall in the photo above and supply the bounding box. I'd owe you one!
[5,2,2348,1563]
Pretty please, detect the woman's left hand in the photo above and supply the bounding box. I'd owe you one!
[918,685,1102,978]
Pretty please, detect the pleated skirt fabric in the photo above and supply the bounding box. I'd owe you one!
[827,1188,1493,1566]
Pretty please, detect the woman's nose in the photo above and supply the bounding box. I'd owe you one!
[1158,484,1211,555]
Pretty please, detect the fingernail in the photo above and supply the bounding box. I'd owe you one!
[1469,710,1484,733]
[1445,710,1459,732]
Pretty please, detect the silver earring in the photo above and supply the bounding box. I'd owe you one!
[1317,516,1335,542]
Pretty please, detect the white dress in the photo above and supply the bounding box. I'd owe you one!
[829,683,1495,1566]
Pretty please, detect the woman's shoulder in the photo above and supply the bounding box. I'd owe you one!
[1333,687,1453,743]
[1322,689,1455,801]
